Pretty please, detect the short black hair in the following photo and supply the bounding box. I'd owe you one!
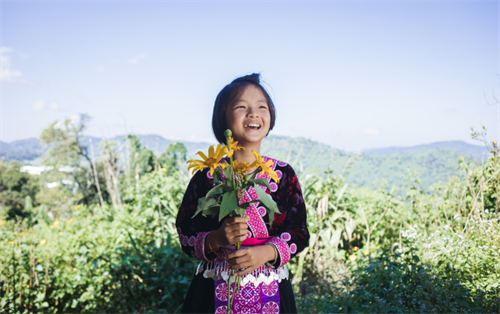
[212,73,276,144]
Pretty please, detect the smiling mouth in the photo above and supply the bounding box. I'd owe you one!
[244,124,261,129]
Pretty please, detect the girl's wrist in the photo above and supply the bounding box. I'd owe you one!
[264,243,278,263]
[208,230,221,250]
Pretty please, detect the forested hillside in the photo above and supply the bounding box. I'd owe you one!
[1,117,499,312]
[1,134,487,189]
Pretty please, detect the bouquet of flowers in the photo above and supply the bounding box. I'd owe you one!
[186,129,280,311]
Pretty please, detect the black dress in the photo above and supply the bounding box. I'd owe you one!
[176,157,309,314]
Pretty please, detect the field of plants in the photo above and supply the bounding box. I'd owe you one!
[1,117,499,313]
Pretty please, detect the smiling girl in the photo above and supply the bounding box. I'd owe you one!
[176,73,310,314]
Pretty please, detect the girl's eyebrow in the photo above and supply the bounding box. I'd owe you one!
[233,99,268,105]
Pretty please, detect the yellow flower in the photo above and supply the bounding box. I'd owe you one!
[0,221,5,226]
[250,150,280,183]
[67,218,73,224]
[160,168,166,171]
[227,137,245,158]
[87,215,91,219]
[364,251,370,256]
[38,259,41,262]
[59,232,63,236]
[53,220,60,227]
[40,239,46,246]
[376,245,380,249]
[233,160,252,175]
[75,205,81,211]
[353,246,358,252]
[187,144,229,176]
[9,241,15,245]
[20,232,25,236]
[349,255,357,262]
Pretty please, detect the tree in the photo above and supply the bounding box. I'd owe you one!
[40,114,105,207]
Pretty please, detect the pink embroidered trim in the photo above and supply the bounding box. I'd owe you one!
[195,231,211,261]
[269,236,291,267]
[280,232,291,242]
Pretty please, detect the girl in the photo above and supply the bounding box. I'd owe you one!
[176,73,309,314]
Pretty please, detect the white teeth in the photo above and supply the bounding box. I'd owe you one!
[245,124,261,128]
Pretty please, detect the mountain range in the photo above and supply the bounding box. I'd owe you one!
[0,135,490,188]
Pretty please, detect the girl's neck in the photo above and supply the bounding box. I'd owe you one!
[232,142,261,169]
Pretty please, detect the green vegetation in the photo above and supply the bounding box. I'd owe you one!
[1,117,499,312]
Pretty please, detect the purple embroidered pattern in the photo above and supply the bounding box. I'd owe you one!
[269,237,291,268]
[261,281,279,297]
[258,206,267,217]
[188,236,196,246]
[215,282,229,301]
[263,301,280,314]
[194,231,210,261]
[214,279,280,314]
[270,182,278,192]
[290,243,297,254]
[280,232,291,242]
[181,235,188,246]
[276,170,283,180]
[215,306,227,314]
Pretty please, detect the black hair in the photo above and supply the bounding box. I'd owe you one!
[212,73,276,144]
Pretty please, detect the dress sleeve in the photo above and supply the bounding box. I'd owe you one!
[268,164,310,268]
[176,169,218,261]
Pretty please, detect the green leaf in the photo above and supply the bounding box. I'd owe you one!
[206,183,232,198]
[213,167,222,184]
[235,206,247,217]
[250,178,272,191]
[192,197,219,218]
[219,190,238,221]
[203,205,220,217]
[222,165,234,186]
[254,185,280,226]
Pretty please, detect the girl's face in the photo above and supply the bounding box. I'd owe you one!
[225,84,271,148]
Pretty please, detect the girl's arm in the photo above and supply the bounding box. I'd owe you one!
[176,169,218,261]
[267,164,310,268]
[176,169,250,261]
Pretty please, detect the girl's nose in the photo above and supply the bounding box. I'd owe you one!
[247,107,259,118]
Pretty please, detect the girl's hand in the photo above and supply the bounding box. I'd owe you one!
[210,216,250,249]
[226,244,276,277]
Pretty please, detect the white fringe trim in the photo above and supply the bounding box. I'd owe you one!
[196,259,289,287]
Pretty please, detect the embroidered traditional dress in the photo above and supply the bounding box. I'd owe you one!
[177,157,309,314]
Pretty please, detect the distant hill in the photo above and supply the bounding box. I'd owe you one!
[0,135,213,163]
[362,140,489,159]
[261,136,477,188]
[0,135,488,189]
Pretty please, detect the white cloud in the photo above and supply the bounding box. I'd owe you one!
[94,65,106,72]
[0,47,24,82]
[49,102,59,110]
[362,128,379,136]
[31,100,59,111]
[126,53,148,64]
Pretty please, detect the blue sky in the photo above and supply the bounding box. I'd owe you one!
[1,0,499,151]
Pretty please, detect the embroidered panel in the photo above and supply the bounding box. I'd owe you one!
[214,278,280,314]
[194,231,210,262]
[268,237,291,268]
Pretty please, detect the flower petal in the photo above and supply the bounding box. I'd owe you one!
[196,151,208,161]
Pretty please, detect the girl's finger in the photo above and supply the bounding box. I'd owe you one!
[235,265,256,277]
[229,217,248,224]
[230,261,252,271]
[226,248,248,260]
